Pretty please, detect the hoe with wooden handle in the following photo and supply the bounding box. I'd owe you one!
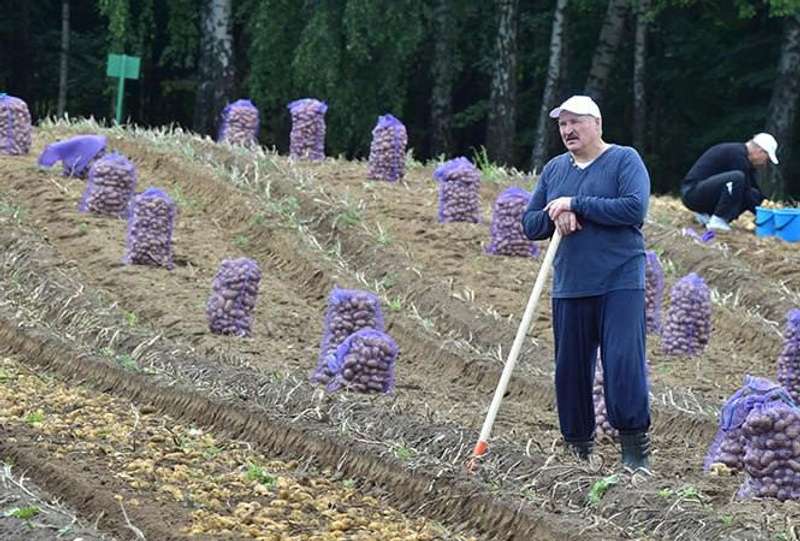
[468,229,562,471]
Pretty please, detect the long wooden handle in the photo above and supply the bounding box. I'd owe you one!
[471,229,562,460]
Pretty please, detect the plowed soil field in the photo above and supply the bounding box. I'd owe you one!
[0,118,799,539]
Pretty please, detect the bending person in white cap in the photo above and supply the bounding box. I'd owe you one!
[522,95,652,471]
[680,133,778,232]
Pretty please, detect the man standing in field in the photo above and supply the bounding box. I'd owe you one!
[680,133,778,232]
[522,95,651,470]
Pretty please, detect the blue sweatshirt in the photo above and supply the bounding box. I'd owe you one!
[522,145,650,298]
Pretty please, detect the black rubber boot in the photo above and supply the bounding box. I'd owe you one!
[620,431,651,470]
[567,440,594,460]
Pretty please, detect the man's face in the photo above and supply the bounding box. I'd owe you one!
[558,112,602,153]
[749,146,770,167]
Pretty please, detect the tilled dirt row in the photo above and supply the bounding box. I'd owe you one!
[0,355,468,541]
[0,122,796,539]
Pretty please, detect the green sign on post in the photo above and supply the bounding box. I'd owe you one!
[106,53,141,124]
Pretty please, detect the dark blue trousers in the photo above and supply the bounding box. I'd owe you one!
[552,289,651,442]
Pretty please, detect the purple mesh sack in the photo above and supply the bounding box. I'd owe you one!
[288,98,327,160]
[38,135,107,178]
[661,273,711,356]
[123,188,176,270]
[593,356,618,442]
[324,329,398,394]
[312,287,385,385]
[777,309,800,403]
[645,251,664,334]
[218,99,260,147]
[206,258,262,337]
[0,94,32,155]
[485,187,539,257]
[434,157,481,223]
[738,393,800,501]
[367,114,407,182]
[78,152,137,217]
[703,376,792,472]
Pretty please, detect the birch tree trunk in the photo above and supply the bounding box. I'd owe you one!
[764,14,800,199]
[584,0,628,105]
[486,0,520,165]
[530,0,568,174]
[193,0,235,136]
[632,0,650,152]
[430,0,455,157]
[57,0,70,117]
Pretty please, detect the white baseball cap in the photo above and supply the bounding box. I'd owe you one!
[752,132,779,164]
[549,95,601,119]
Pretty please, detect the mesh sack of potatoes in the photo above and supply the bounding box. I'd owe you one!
[124,188,176,270]
[206,258,262,337]
[661,272,711,356]
[485,186,539,257]
[78,152,138,217]
[37,134,107,178]
[218,99,260,148]
[324,328,398,394]
[287,98,327,161]
[777,309,800,403]
[738,392,800,501]
[367,114,407,182]
[312,287,385,386]
[703,376,791,472]
[645,250,664,335]
[593,356,618,443]
[0,94,32,155]
[434,157,481,223]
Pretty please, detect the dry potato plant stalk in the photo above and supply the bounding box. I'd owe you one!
[124,188,176,270]
[367,114,407,182]
[288,98,327,161]
[434,157,482,223]
[79,152,138,217]
[0,94,32,155]
[218,99,260,148]
[206,257,262,337]
[485,187,538,257]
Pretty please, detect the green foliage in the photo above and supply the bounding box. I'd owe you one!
[98,0,131,51]
[7,507,40,520]
[587,474,619,505]
[245,464,277,486]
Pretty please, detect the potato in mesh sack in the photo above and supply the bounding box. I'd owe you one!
[703,375,789,473]
[288,98,327,161]
[367,114,407,182]
[434,157,481,223]
[738,390,800,501]
[661,272,711,356]
[0,94,32,155]
[645,250,664,335]
[78,152,138,217]
[206,258,262,337]
[777,309,800,403]
[324,329,398,394]
[312,287,385,386]
[38,134,107,178]
[124,188,176,270]
[485,187,538,257]
[218,99,260,147]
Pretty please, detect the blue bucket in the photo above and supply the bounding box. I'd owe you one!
[773,208,800,243]
[755,206,775,237]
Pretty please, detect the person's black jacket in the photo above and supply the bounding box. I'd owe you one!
[681,142,765,211]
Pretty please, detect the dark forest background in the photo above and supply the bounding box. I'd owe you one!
[2,0,799,198]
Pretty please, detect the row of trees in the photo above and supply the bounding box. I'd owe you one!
[2,0,799,198]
